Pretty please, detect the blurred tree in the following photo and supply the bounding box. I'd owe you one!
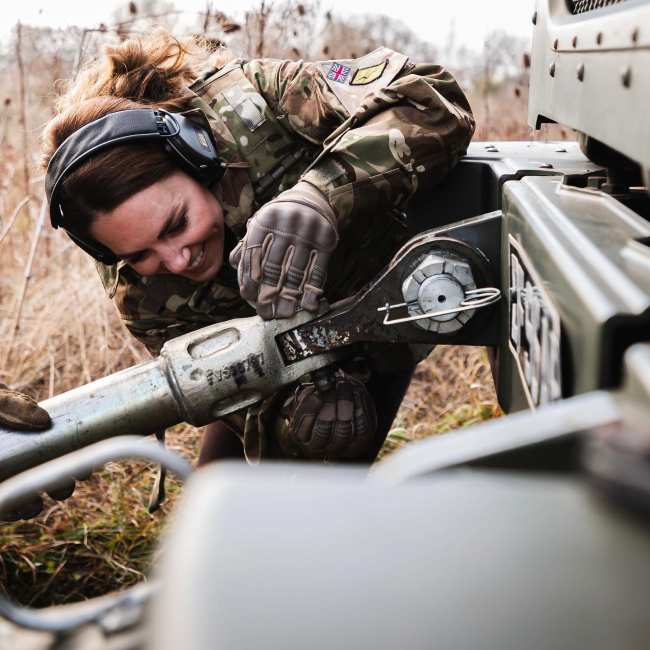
[324,13,437,61]
[111,0,180,38]
[477,30,527,93]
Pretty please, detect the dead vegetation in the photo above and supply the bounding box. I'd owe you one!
[0,1,563,608]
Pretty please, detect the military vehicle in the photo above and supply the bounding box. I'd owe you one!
[1,0,649,647]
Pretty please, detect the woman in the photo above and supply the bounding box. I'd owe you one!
[42,31,475,464]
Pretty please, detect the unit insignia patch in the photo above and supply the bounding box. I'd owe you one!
[350,60,388,85]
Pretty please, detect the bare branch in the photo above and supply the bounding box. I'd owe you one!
[0,196,31,247]
[3,198,48,367]
[15,22,30,193]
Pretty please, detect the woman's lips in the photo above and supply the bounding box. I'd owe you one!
[183,228,223,280]
[187,242,206,272]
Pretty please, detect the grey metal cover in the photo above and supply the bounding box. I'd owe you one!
[529,0,650,179]
[150,463,650,650]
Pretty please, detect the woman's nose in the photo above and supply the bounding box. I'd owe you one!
[160,245,191,274]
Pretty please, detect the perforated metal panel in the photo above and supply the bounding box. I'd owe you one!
[567,0,631,14]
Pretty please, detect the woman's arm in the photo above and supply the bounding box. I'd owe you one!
[234,50,474,320]
[245,49,475,228]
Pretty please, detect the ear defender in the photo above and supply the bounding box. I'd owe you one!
[45,108,225,265]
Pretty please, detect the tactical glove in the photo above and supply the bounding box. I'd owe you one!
[0,383,51,431]
[275,369,378,461]
[229,181,338,320]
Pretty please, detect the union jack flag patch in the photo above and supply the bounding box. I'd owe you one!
[326,62,351,84]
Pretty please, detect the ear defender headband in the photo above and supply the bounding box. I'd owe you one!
[45,108,225,265]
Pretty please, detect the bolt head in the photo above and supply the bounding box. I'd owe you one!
[418,275,464,323]
[402,253,444,304]
[621,66,632,88]
[401,251,477,333]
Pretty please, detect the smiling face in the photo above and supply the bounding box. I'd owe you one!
[90,171,225,282]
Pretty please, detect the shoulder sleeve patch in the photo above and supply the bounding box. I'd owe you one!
[318,47,410,114]
[350,60,388,86]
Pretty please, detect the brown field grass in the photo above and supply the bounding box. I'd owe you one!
[0,13,571,608]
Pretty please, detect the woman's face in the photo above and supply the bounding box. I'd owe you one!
[90,171,225,282]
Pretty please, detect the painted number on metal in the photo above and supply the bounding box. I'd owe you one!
[509,237,562,407]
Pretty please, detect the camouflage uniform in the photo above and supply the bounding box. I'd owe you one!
[96,47,475,459]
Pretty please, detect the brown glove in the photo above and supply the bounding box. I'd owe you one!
[275,369,377,461]
[0,384,51,431]
[229,181,338,320]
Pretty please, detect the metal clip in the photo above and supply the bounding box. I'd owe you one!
[147,430,167,513]
[377,287,501,327]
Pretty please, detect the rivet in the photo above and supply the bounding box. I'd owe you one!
[549,62,556,78]
[532,10,537,25]
[596,32,603,46]
[577,63,585,82]
[572,35,578,48]
[553,38,559,50]
[621,66,632,88]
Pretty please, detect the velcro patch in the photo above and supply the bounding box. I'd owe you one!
[319,48,410,114]
[326,62,352,84]
[350,60,388,86]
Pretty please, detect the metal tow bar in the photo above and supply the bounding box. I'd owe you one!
[0,217,502,486]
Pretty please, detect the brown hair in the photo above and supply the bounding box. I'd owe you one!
[41,30,231,237]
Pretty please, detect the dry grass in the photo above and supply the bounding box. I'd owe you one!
[0,424,197,607]
[380,346,501,459]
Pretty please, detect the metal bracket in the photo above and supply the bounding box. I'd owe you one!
[277,212,503,362]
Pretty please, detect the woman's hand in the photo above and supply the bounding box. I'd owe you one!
[0,385,75,521]
[275,369,378,461]
[0,384,51,431]
[229,181,338,319]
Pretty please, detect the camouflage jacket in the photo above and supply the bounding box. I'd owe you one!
[97,47,475,357]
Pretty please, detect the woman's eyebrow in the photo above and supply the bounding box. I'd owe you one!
[157,203,185,240]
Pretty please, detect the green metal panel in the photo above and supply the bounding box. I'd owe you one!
[499,173,650,411]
